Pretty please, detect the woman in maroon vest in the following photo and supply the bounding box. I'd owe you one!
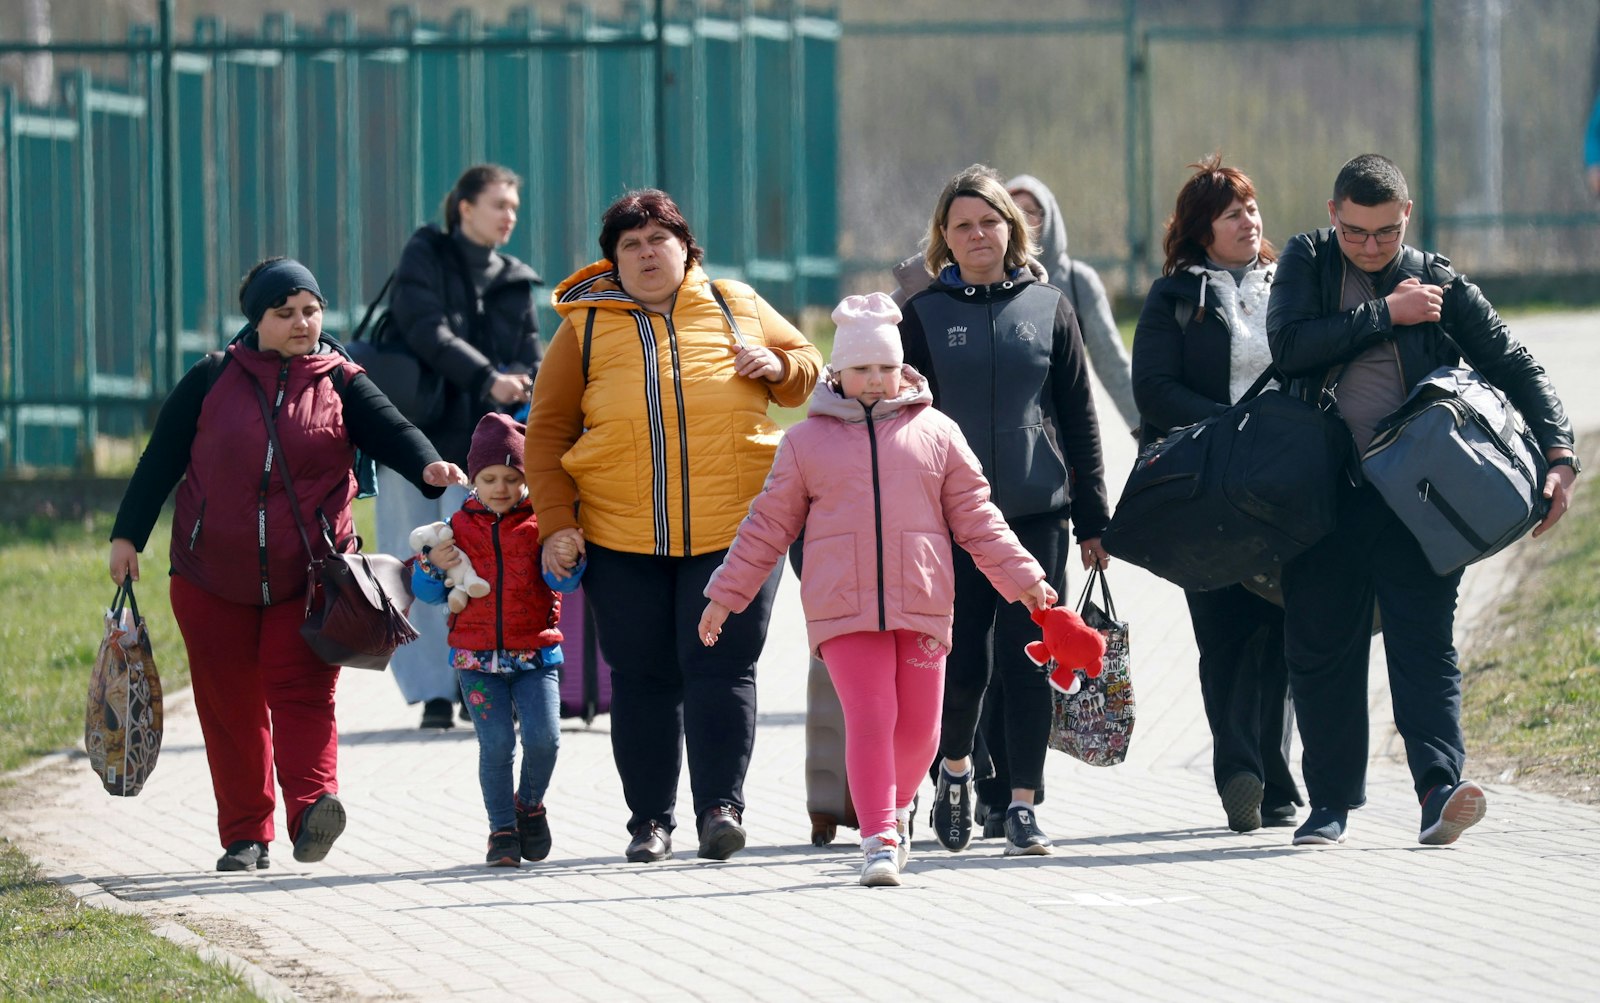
[109,258,466,872]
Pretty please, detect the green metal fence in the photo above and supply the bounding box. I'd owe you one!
[0,0,840,472]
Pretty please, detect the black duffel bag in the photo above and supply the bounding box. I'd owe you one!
[343,271,446,429]
[1103,368,1350,591]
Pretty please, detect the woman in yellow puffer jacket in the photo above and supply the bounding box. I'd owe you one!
[525,189,821,864]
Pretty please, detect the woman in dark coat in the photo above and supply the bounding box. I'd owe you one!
[1131,155,1304,832]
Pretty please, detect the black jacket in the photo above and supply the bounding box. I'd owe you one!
[1131,270,1243,448]
[1266,228,1572,452]
[389,225,543,465]
[899,271,1110,537]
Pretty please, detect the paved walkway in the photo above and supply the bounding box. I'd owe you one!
[4,312,1598,1002]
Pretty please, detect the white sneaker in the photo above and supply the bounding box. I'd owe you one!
[860,846,901,887]
[894,816,911,871]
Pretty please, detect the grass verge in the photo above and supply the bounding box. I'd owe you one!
[0,839,264,1001]
[1460,441,1600,804]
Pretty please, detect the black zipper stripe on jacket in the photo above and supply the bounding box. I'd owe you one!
[663,313,693,555]
[256,363,291,605]
[864,403,886,631]
[633,310,671,555]
[985,292,1000,511]
[492,513,506,650]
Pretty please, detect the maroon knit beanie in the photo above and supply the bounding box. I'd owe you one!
[467,412,526,481]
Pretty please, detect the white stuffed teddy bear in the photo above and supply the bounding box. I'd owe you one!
[409,521,492,613]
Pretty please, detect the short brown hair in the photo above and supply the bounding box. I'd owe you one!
[1161,154,1276,275]
[597,189,705,266]
[923,164,1037,279]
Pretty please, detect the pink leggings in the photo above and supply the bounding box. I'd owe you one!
[818,629,948,840]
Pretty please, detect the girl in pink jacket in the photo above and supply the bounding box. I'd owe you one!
[699,292,1055,887]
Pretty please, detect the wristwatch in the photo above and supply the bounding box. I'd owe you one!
[1549,455,1583,475]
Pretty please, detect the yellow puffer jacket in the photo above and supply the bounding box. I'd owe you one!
[526,260,822,557]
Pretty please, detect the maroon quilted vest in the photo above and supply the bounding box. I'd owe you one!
[171,344,358,606]
[446,495,563,651]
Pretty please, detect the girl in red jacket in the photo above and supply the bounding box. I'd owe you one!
[698,293,1056,887]
[412,413,581,867]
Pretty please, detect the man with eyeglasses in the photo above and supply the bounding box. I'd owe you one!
[1265,153,1579,849]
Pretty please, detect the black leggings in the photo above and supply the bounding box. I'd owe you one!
[936,512,1071,793]
[582,543,781,836]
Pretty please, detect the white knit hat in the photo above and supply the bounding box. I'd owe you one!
[830,292,904,370]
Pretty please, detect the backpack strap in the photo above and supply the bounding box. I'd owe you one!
[582,307,597,383]
[348,272,397,344]
[708,280,748,349]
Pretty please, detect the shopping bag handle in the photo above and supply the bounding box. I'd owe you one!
[111,577,142,625]
[1075,564,1117,621]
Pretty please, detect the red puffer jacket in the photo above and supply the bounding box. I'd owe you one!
[446,495,563,650]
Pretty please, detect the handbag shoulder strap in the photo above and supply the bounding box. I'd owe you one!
[708,280,749,350]
[249,380,319,564]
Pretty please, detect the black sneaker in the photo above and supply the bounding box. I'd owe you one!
[292,793,347,863]
[486,830,521,867]
[698,805,746,861]
[625,821,672,863]
[1220,772,1265,833]
[1291,806,1349,846]
[1260,802,1299,827]
[1002,805,1052,856]
[1418,780,1487,845]
[517,802,552,862]
[216,840,269,872]
[931,765,974,852]
[420,698,455,729]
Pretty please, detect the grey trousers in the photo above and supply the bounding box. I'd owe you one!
[375,464,468,704]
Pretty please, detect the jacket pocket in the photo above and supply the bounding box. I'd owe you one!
[994,423,1069,516]
[901,531,954,616]
[799,533,860,621]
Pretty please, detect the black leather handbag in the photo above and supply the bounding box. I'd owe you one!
[1103,368,1350,591]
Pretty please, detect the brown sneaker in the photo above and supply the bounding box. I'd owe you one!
[625,820,672,863]
[697,805,746,861]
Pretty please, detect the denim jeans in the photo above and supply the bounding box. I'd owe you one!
[458,665,561,833]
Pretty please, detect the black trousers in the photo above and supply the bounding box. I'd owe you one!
[1185,584,1301,809]
[1281,483,1466,809]
[937,513,1071,793]
[582,543,782,836]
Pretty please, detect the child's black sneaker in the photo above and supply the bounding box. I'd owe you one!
[1002,805,1052,856]
[292,793,347,863]
[1419,780,1487,845]
[931,765,974,851]
[517,801,552,862]
[486,830,521,867]
[1292,806,1349,846]
[216,840,269,872]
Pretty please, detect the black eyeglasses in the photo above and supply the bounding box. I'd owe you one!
[1334,216,1404,246]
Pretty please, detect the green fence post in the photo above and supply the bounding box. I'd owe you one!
[159,0,180,394]
[1416,0,1435,250]
[2,88,18,470]
[199,15,233,344]
[453,8,486,165]
[263,12,298,258]
[1123,0,1143,292]
[330,11,363,320]
[573,3,600,243]
[70,71,96,469]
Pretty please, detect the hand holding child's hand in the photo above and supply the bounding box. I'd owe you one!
[428,542,462,570]
[1018,579,1057,613]
[541,527,585,578]
[698,600,731,646]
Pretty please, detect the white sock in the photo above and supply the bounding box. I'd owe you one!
[894,805,912,827]
[1009,799,1032,813]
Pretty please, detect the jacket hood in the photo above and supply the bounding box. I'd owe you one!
[935,261,1043,291]
[552,259,711,318]
[1006,174,1072,269]
[807,364,933,422]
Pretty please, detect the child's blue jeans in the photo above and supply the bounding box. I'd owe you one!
[457,666,561,833]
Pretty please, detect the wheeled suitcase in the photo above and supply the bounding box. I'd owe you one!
[806,655,857,845]
[558,585,612,724]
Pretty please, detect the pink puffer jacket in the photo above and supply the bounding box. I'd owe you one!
[706,366,1046,654]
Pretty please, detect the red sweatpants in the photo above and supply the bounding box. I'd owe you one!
[169,574,340,848]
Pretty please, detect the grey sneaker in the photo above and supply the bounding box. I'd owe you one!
[1419,781,1486,846]
[216,840,269,872]
[931,766,974,852]
[1003,805,1052,856]
[1221,772,1265,833]
[860,843,901,887]
[1292,807,1349,846]
[292,793,347,863]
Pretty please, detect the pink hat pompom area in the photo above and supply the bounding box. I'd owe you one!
[829,292,904,371]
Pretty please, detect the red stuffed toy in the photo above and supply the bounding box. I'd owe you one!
[1025,606,1107,696]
